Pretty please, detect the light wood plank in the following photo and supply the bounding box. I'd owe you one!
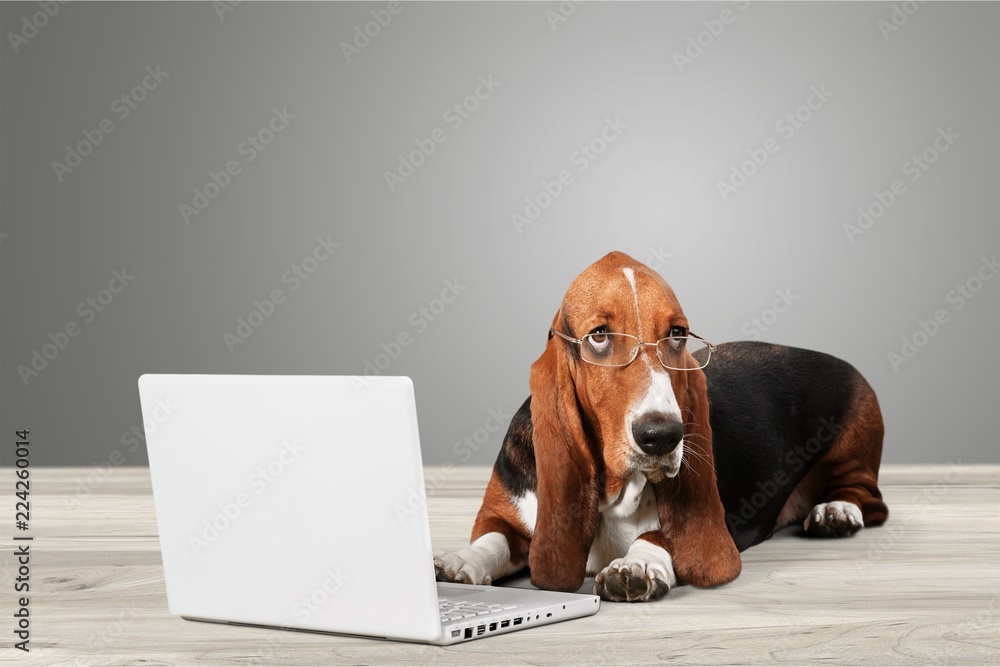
[1,466,998,666]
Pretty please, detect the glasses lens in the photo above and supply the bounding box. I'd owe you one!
[580,332,638,366]
[657,336,711,370]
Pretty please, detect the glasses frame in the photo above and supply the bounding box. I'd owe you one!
[548,328,716,370]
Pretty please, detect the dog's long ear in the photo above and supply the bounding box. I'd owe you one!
[527,313,601,592]
[654,367,741,588]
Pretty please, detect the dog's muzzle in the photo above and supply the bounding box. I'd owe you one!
[638,442,684,483]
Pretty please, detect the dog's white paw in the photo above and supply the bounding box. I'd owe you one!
[433,550,492,585]
[593,541,676,602]
[804,500,863,537]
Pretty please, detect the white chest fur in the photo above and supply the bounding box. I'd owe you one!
[512,471,663,576]
[586,471,661,575]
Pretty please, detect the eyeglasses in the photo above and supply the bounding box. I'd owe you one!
[548,328,716,370]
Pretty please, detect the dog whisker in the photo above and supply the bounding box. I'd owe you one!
[680,440,717,476]
[680,455,701,477]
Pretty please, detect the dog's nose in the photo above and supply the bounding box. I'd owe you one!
[632,415,684,456]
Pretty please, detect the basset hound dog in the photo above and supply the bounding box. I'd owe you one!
[434,251,888,602]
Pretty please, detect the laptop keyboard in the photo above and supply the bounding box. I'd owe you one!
[438,598,517,622]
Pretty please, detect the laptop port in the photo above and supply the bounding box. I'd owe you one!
[477,625,485,635]
[451,629,461,638]
[513,618,522,626]
[500,620,510,628]
[489,622,497,631]
[464,627,472,639]
[546,613,552,618]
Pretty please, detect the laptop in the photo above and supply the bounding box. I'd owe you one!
[138,374,599,644]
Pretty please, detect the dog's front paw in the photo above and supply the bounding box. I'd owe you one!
[594,550,675,602]
[433,550,492,585]
[804,500,863,537]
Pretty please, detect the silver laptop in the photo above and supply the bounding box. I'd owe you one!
[138,374,599,644]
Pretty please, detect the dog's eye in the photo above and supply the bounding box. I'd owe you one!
[586,326,611,354]
[667,326,687,350]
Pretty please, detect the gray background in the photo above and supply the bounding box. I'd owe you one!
[1,1,997,467]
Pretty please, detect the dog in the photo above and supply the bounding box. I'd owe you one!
[434,251,888,602]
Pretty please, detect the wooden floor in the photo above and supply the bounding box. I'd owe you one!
[2,465,998,666]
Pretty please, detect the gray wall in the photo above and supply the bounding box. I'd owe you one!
[1,1,997,467]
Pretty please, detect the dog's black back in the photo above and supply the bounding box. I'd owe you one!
[702,341,875,550]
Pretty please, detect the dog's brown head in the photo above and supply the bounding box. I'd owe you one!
[527,251,740,592]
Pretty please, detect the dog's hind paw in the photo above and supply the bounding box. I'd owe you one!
[804,500,863,537]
